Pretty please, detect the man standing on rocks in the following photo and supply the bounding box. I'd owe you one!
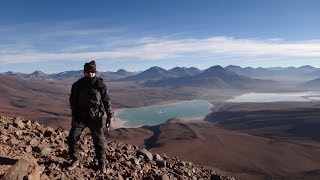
[67,60,113,173]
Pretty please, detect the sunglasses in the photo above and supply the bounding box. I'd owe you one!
[86,70,96,73]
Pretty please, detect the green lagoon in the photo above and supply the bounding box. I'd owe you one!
[115,100,213,127]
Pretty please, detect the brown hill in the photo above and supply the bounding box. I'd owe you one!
[0,74,71,128]
[108,119,320,180]
[205,102,320,142]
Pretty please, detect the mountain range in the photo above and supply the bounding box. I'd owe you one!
[144,65,277,89]
[4,64,320,82]
[225,65,320,82]
[2,69,135,81]
[3,65,320,91]
[117,66,202,82]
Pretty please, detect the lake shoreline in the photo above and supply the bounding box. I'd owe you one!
[113,100,214,128]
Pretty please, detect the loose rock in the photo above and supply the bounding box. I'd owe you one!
[0,116,236,180]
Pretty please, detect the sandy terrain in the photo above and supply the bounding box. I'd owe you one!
[107,119,320,180]
[205,101,320,142]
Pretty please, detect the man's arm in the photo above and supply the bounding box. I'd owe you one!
[101,84,113,119]
[69,83,79,116]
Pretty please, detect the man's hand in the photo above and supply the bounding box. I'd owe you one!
[106,117,111,127]
[105,112,114,131]
[105,117,112,131]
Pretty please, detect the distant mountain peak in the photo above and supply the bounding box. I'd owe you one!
[31,70,46,75]
[25,70,48,79]
[5,71,18,75]
[298,65,317,71]
[225,65,241,68]
[148,66,166,71]
[116,69,128,73]
[207,65,224,70]
[115,69,131,76]
[203,65,227,74]
[117,66,173,81]
[144,66,167,74]
[299,65,314,68]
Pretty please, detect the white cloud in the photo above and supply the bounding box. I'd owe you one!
[1,36,320,63]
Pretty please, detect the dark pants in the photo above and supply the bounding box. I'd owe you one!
[67,114,106,165]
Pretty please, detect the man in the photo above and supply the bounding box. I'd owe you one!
[67,60,113,172]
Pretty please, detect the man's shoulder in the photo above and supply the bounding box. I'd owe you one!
[72,77,86,87]
[96,77,106,88]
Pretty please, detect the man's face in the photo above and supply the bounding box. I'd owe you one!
[85,71,96,78]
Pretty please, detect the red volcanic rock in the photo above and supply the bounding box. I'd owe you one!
[0,116,235,180]
[1,154,44,180]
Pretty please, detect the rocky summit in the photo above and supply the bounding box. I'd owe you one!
[0,116,235,180]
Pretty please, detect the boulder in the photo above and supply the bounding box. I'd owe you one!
[1,155,44,180]
[137,148,153,161]
[13,117,25,129]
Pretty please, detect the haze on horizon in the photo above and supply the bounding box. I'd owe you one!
[0,0,320,73]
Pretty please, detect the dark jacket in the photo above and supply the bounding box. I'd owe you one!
[69,76,113,121]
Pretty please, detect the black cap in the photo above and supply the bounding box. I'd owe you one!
[84,60,96,73]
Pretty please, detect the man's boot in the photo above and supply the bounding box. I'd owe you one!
[67,159,79,171]
[98,162,106,174]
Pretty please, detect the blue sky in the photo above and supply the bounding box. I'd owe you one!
[0,0,320,73]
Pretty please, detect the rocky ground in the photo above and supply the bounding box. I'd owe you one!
[0,116,235,180]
